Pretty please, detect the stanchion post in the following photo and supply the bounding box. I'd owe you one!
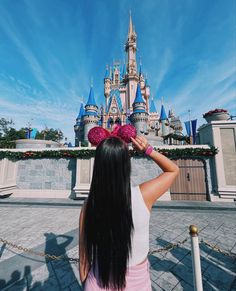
[189,225,203,291]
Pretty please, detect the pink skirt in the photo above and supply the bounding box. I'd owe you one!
[84,259,151,291]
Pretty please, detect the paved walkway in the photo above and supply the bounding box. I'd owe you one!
[0,199,235,290]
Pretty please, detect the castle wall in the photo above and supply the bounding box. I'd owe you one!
[0,145,220,201]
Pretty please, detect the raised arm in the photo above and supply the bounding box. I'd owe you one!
[79,203,90,285]
[131,136,179,210]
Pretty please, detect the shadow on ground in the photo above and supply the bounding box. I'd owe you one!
[1,233,235,290]
[0,232,83,290]
[149,237,236,291]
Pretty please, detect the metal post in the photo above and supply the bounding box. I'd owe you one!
[189,225,203,291]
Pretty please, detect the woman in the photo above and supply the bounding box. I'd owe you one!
[79,132,179,290]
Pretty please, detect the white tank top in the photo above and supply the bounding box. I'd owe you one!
[128,185,150,266]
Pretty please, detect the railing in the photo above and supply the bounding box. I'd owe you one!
[189,225,203,291]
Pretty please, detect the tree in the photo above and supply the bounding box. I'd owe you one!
[0,118,64,148]
[0,118,27,148]
[0,118,14,137]
[35,128,63,142]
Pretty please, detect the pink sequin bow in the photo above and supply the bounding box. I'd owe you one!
[88,124,137,146]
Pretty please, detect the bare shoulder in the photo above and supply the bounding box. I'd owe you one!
[139,171,178,210]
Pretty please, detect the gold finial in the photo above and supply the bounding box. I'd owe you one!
[189,225,199,236]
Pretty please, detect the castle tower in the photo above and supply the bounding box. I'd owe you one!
[122,62,127,78]
[139,62,145,89]
[104,65,111,109]
[149,98,160,136]
[144,77,150,112]
[112,62,121,87]
[74,103,85,146]
[130,84,149,135]
[169,108,183,136]
[83,86,99,141]
[160,104,169,136]
[125,13,139,111]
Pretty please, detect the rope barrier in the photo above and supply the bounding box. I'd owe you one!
[1,236,235,262]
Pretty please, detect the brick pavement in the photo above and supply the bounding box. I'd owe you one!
[0,204,235,290]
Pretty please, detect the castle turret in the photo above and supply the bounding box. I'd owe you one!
[169,108,183,135]
[104,65,111,108]
[130,84,149,135]
[125,13,139,110]
[112,62,121,87]
[160,104,169,136]
[74,103,85,146]
[148,98,160,135]
[122,63,126,78]
[145,77,150,100]
[83,86,99,141]
[139,63,145,89]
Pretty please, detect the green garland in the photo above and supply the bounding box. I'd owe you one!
[154,146,218,157]
[0,146,218,161]
[163,133,190,142]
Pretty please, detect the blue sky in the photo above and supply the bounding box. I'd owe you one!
[0,0,235,143]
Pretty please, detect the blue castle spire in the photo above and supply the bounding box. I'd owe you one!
[104,65,110,79]
[77,103,85,120]
[149,99,157,113]
[133,84,145,104]
[139,64,142,76]
[160,104,168,120]
[122,63,126,77]
[132,84,146,113]
[86,86,97,107]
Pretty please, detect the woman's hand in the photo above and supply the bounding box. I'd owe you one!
[131,136,149,152]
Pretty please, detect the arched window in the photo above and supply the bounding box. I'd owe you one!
[115,73,119,85]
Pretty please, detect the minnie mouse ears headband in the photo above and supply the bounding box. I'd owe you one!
[88,124,137,146]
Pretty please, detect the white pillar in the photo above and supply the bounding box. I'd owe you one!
[0,158,17,197]
[72,156,94,199]
[189,225,203,291]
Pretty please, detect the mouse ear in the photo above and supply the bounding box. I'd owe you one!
[117,124,137,143]
[88,127,111,146]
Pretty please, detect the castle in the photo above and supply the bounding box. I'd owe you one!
[74,15,183,146]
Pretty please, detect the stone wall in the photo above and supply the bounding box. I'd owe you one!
[15,157,161,190]
[0,145,219,200]
[16,159,76,190]
[131,156,162,186]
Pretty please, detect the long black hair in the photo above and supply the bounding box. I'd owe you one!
[84,136,133,289]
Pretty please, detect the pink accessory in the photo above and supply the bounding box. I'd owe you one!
[145,145,153,156]
[117,124,137,143]
[88,124,137,146]
[87,127,110,146]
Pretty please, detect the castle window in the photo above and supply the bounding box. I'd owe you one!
[115,74,119,85]
[115,117,121,125]
[107,117,114,128]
